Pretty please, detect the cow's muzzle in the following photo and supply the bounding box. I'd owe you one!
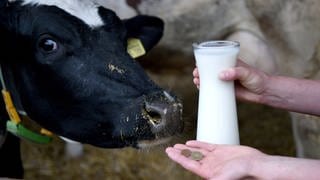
[143,91,183,138]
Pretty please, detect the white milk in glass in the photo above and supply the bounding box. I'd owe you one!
[193,41,240,145]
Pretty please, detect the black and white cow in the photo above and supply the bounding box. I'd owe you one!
[0,0,183,178]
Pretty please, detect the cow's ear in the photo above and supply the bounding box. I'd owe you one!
[124,15,164,53]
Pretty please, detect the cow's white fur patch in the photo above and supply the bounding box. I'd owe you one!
[20,0,104,27]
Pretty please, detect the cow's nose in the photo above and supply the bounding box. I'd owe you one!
[144,91,183,135]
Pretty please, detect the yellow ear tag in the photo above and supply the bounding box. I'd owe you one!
[127,38,146,58]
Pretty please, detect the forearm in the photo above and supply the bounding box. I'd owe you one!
[251,155,320,180]
[261,75,320,116]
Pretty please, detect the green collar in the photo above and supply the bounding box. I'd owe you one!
[0,65,52,144]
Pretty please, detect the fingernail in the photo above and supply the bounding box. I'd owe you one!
[220,68,235,80]
[219,71,228,79]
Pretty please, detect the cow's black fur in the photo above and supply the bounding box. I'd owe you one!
[0,0,183,178]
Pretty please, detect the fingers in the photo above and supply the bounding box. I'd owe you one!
[219,68,237,81]
[219,66,251,82]
[173,143,211,156]
[195,59,251,82]
[186,140,217,152]
[193,68,199,77]
[168,141,217,156]
[221,59,250,81]
[166,142,218,179]
[193,78,200,88]
[165,147,201,172]
[193,68,200,88]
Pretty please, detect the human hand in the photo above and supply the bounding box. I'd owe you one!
[193,59,270,104]
[166,140,265,180]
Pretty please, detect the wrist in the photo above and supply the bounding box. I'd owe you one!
[260,75,290,109]
[249,154,279,179]
[235,151,271,179]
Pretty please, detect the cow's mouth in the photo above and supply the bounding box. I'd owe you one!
[137,137,172,149]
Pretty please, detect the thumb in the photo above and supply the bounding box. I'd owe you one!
[219,67,248,81]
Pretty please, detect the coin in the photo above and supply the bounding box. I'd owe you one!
[181,149,192,157]
[190,151,204,161]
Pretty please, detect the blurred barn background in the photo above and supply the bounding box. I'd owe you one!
[23,0,320,179]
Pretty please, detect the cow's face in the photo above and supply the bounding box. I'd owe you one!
[0,0,183,148]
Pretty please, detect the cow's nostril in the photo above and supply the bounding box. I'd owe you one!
[143,91,183,136]
[143,102,166,128]
[146,110,162,126]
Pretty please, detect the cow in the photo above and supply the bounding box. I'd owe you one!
[0,0,183,178]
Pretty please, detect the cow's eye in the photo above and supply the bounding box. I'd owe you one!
[38,36,58,53]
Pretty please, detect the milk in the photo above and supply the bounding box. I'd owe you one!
[193,41,240,145]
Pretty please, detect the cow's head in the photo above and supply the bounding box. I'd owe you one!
[0,0,183,148]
